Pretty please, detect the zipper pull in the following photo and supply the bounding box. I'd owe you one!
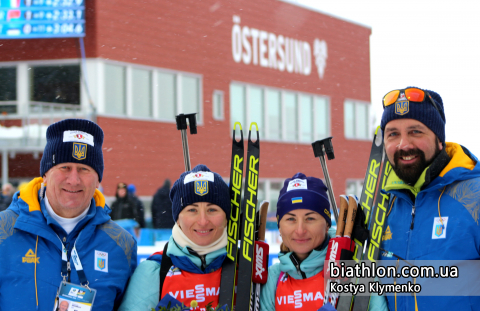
[410,205,416,230]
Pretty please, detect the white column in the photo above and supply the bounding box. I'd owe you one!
[17,63,29,116]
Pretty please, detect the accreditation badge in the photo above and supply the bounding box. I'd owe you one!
[53,282,97,311]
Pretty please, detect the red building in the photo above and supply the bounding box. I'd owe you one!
[0,0,373,215]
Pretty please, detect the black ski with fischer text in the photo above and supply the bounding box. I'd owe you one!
[352,129,392,311]
[218,122,245,310]
[236,123,260,311]
[336,126,385,310]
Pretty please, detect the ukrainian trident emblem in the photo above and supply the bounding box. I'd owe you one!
[73,143,87,160]
[97,258,105,270]
[195,180,208,196]
[395,93,409,115]
[435,224,444,237]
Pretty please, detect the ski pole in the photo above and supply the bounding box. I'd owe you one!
[175,113,197,171]
[312,137,339,223]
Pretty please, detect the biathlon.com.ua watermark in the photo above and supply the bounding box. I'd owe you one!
[325,260,480,297]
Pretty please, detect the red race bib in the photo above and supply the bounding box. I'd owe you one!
[275,270,325,310]
[161,266,221,310]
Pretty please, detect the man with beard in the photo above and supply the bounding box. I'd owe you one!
[378,87,480,310]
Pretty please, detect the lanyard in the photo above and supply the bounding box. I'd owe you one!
[57,232,90,289]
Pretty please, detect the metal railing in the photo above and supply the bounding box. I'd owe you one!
[0,102,85,150]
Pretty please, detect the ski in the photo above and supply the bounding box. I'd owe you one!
[218,122,245,310]
[336,126,385,311]
[351,138,392,311]
[252,201,269,311]
[236,123,260,311]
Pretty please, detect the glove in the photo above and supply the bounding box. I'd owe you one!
[317,302,337,311]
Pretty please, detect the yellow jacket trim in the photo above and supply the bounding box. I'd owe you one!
[440,142,476,177]
[19,177,106,212]
[19,177,43,212]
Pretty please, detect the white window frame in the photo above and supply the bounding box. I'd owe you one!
[212,90,224,121]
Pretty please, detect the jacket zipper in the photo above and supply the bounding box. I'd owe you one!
[289,253,307,279]
[410,205,416,230]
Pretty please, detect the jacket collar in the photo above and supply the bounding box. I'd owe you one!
[10,177,110,246]
[385,142,478,196]
[278,234,329,279]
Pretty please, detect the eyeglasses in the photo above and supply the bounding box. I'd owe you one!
[382,87,440,113]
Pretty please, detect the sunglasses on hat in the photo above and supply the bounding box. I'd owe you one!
[382,87,440,114]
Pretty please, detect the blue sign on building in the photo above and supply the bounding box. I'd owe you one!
[0,0,85,39]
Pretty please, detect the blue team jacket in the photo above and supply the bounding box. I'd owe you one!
[379,143,480,310]
[0,177,137,310]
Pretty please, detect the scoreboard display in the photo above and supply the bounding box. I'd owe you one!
[0,0,85,39]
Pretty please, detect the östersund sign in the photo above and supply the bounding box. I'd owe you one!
[231,15,328,79]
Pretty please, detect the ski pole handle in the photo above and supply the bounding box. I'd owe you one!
[344,196,358,239]
[175,113,197,172]
[336,195,349,237]
[312,137,338,223]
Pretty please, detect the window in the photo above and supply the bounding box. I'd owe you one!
[212,90,224,121]
[131,68,152,118]
[230,82,329,143]
[230,84,246,135]
[157,72,176,121]
[105,64,126,116]
[103,62,202,122]
[299,94,313,142]
[266,90,281,140]
[284,92,297,141]
[31,65,80,105]
[344,100,371,140]
[0,67,17,114]
[249,86,264,137]
[314,96,329,140]
[181,75,200,119]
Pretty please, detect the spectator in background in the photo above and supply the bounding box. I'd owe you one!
[0,182,15,211]
[151,179,174,229]
[111,182,139,223]
[127,184,145,228]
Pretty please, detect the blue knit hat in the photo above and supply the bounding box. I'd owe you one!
[169,164,230,222]
[276,172,332,227]
[40,119,104,181]
[380,87,446,143]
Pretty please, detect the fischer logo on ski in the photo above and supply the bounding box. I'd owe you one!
[367,161,391,261]
[227,153,243,261]
[218,122,245,310]
[236,123,260,311]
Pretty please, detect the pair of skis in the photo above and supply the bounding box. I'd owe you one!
[335,126,392,311]
[218,122,268,311]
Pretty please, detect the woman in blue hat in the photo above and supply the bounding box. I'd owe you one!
[119,164,230,311]
[260,173,387,311]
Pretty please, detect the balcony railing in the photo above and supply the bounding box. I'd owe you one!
[0,102,86,151]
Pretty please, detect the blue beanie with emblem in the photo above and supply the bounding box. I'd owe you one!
[40,119,104,181]
[276,172,332,228]
[380,87,446,143]
[170,164,230,222]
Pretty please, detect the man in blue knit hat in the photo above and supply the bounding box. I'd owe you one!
[0,119,137,311]
[379,87,480,310]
